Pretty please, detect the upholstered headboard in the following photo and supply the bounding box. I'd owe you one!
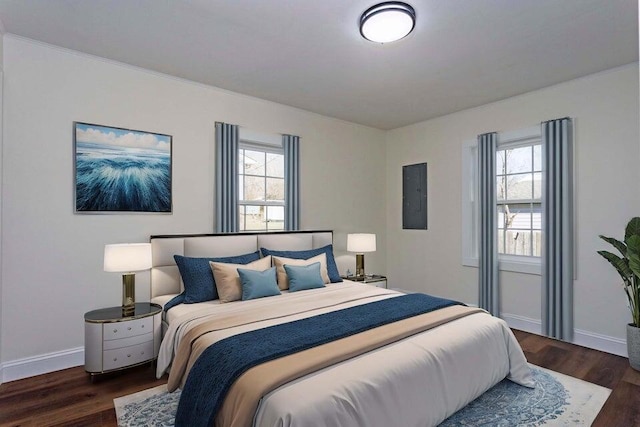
[149,230,334,298]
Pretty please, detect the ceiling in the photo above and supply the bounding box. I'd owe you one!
[0,0,637,130]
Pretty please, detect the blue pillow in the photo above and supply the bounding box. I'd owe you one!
[174,251,261,303]
[260,244,342,283]
[238,267,281,300]
[284,262,326,292]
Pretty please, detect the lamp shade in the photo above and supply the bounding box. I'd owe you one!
[347,234,377,253]
[104,243,152,272]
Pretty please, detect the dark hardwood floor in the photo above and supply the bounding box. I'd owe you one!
[0,330,639,426]
[513,329,640,427]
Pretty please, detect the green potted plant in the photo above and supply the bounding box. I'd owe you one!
[598,217,640,371]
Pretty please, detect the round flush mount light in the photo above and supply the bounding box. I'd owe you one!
[360,2,416,43]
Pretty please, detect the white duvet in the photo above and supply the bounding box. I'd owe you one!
[154,282,533,427]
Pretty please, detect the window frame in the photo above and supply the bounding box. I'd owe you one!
[238,137,286,232]
[461,125,542,275]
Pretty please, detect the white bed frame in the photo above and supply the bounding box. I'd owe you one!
[149,230,334,299]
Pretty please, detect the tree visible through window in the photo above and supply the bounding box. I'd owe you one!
[238,145,285,231]
[497,143,542,257]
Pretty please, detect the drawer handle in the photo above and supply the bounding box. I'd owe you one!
[141,325,145,328]
[141,351,145,355]
[113,358,117,361]
[127,354,131,358]
[127,327,132,331]
[113,329,117,333]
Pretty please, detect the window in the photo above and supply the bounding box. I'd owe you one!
[497,143,542,257]
[238,142,285,231]
[462,126,542,275]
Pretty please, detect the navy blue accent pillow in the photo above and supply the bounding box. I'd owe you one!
[238,267,281,300]
[174,251,261,303]
[164,293,185,312]
[260,244,342,283]
[284,262,325,292]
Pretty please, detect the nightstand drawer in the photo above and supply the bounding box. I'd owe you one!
[103,332,153,350]
[103,317,153,340]
[103,341,154,371]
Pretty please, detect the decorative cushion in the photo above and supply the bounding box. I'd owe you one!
[238,267,281,301]
[210,256,272,303]
[174,251,261,303]
[260,245,342,283]
[272,253,329,290]
[284,262,326,292]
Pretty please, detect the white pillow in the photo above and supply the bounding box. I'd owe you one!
[272,253,330,290]
[210,256,272,303]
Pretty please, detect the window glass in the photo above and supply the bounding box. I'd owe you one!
[238,145,286,232]
[244,150,265,175]
[533,144,542,171]
[266,206,285,230]
[505,146,532,174]
[266,153,284,178]
[533,172,542,199]
[497,176,505,201]
[505,173,533,200]
[244,176,265,201]
[266,177,285,201]
[496,142,542,258]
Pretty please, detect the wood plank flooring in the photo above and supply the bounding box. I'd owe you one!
[0,329,639,426]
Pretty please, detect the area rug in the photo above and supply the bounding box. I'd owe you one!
[114,365,610,427]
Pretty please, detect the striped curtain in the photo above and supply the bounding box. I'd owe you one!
[478,132,499,316]
[283,134,300,231]
[542,117,574,340]
[215,122,239,233]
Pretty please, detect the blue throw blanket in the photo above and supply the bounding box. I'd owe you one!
[175,293,462,427]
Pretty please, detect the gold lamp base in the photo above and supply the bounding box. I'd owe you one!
[122,273,136,316]
[355,253,365,278]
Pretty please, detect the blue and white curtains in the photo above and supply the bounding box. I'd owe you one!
[478,132,499,316]
[215,122,239,233]
[541,118,574,340]
[283,134,300,231]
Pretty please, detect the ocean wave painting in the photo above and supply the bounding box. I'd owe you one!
[75,123,172,213]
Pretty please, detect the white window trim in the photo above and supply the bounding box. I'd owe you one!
[461,125,542,276]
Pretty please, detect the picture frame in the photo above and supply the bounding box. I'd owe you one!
[74,122,172,213]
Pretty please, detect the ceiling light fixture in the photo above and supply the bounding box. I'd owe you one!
[360,2,416,44]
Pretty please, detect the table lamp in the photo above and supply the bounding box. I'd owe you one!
[104,243,152,316]
[347,233,376,278]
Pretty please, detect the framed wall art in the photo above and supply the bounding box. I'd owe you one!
[74,122,172,213]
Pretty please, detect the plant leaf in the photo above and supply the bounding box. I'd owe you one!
[626,235,640,278]
[597,250,632,283]
[599,235,627,257]
[625,217,640,242]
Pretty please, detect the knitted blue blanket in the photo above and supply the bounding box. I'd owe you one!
[175,293,462,427]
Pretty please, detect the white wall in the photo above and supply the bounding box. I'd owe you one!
[0,36,387,369]
[386,64,640,350]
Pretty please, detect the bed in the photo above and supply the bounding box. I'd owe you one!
[149,230,533,427]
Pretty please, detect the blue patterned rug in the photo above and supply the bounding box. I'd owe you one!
[114,366,610,426]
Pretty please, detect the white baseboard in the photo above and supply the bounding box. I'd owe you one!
[573,328,628,357]
[500,312,628,357]
[1,347,84,383]
[500,313,542,335]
